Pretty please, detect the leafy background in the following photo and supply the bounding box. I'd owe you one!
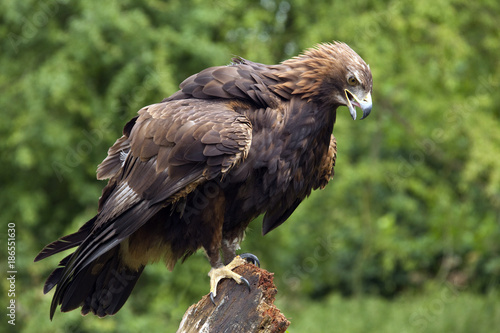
[1,0,499,332]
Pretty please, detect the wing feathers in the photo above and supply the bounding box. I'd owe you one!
[165,60,283,108]
[44,98,253,313]
[96,136,130,180]
[34,216,96,262]
[201,129,222,144]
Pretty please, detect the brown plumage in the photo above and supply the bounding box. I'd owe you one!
[35,41,373,319]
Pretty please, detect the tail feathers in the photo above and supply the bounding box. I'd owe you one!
[43,255,72,294]
[48,245,144,319]
[35,216,96,262]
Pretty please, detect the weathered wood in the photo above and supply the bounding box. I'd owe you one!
[177,264,290,333]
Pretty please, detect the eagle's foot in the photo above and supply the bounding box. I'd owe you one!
[208,254,259,304]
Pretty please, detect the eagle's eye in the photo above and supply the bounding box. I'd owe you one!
[347,76,357,86]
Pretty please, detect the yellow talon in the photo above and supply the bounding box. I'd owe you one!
[208,255,250,302]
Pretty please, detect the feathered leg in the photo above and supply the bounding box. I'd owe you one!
[201,192,259,304]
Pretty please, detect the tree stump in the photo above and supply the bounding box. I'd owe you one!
[177,264,290,333]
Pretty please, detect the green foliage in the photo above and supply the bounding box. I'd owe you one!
[279,287,500,332]
[1,0,499,331]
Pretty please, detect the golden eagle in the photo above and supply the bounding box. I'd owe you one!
[35,42,372,318]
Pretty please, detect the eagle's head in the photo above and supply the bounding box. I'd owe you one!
[281,41,373,120]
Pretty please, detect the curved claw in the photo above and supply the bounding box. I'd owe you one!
[210,292,216,305]
[209,275,251,305]
[240,276,251,292]
[239,253,260,267]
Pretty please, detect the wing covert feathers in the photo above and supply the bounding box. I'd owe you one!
[40,98,253,318]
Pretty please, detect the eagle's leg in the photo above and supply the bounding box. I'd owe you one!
[203,192,260,303]
[207,238,260,304]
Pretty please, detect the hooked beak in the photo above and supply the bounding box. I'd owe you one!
[344,90,372,120]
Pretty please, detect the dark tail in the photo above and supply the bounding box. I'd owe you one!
[35,217,144,319]
[34,216,97,262]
